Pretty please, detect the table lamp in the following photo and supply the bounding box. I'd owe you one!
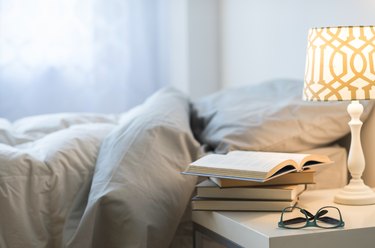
[303,26,375,205]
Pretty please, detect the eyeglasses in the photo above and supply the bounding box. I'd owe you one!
[278,206,345,229]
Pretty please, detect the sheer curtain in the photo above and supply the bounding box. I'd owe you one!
[0,0,167,120]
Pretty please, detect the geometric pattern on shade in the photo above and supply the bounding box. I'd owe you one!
[303,26,375,101]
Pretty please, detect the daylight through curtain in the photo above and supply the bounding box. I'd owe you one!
[0,0,167,120]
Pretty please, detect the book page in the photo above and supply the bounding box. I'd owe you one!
[191,151,301,173]
[228,151,309,170]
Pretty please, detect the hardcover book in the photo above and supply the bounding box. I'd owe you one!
[210,169,315,188]
[196,179,306,200]
[184,150,332,182]
[191,197,297,211]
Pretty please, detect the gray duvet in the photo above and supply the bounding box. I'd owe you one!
[0,88,201,248]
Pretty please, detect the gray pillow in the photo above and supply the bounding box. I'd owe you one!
[64,88,201,248]
[192,79,374,153]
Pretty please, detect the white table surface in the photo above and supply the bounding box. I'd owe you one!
[192,188,375,248]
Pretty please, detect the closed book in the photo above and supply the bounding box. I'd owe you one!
[183,150,331,182]
[191,197,297,211]
[196,179,306,200]
[210,169,315,188]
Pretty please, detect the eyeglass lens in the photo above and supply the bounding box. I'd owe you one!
[281,207,308,228]
[315,207,342,228]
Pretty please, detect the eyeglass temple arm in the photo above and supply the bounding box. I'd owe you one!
[283,209,338,225]
[281,209,316,224]
[300,209,317,220]
[302,209,330,219]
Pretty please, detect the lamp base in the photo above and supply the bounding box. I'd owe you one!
[334,179,375,205]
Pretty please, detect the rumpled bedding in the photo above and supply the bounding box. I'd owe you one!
[0,80,361,248]
[0,88,201,248]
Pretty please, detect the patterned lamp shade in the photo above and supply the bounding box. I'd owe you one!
[303,26,375,101]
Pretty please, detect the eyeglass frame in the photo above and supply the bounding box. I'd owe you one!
[278,206,345,229]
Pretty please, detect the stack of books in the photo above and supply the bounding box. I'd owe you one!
[183,150,332,211]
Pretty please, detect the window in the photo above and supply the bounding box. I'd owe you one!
[0,0,166,120]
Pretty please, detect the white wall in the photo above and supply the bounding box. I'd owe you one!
[164,0,190,94]
[221,0,375,88]
[166,0,221,98]
[167,0,375,94]
[188,0,221,98]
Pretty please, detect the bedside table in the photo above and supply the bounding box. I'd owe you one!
[192,188,375,248]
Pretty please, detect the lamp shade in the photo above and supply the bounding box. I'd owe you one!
[303,26,375,101]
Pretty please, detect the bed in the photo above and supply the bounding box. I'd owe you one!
[0,79,374,248]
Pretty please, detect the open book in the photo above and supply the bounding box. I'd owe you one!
[183,150,332,182]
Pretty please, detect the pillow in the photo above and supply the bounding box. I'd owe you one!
[192,79,374,153]
[63,88,201,248]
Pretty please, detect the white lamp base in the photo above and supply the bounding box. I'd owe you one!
[334,100,375,205]
[334,179,375,205]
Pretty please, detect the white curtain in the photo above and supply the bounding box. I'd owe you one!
[0,0,168,120]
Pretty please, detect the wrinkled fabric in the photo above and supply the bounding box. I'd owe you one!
[63,89,201,248]
[0,122,115,248]
[192,79,374,153]
[0,88,201,248]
